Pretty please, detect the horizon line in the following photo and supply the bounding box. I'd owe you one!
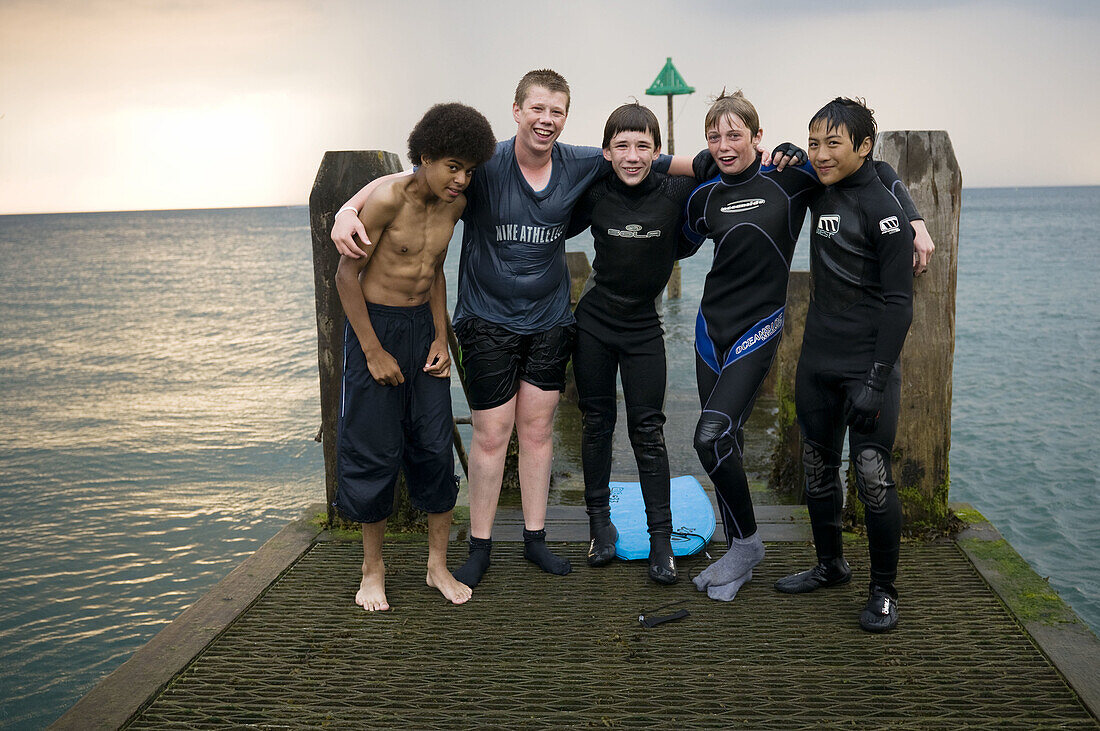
[2,184,1099,217]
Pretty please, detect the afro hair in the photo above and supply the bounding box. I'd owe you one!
[407,102,496,168]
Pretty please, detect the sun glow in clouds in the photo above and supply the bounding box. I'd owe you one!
[1,0,1098,213]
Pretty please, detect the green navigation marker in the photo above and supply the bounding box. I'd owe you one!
[645,57,694,154]
[645,57,695,298]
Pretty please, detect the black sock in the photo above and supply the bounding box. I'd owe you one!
[523,529,572,575]
[453,536,491,588]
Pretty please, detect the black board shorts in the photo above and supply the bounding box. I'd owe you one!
[455,316,576,411]
[336,303,458,524]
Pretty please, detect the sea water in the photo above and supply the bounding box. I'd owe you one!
[0,188,1097,728]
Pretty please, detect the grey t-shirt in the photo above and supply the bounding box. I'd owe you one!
[452,137,670,334]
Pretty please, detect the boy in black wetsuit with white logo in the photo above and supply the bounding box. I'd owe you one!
[567,103,700,584]
[775,98,914,633]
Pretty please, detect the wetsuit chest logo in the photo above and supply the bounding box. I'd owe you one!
[816,214,840,238]
[719,198,765,214]
[608,224,661,238]
[879,216,901,235]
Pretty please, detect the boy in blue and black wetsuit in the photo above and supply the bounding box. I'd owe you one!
[775,98,915,633]
[566,103,700,585]
[683,92,925,602]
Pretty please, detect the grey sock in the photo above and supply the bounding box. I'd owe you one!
[707,570,753,602]
[692,532,764,590]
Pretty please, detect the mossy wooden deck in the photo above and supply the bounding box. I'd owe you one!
[53,505,1099,730]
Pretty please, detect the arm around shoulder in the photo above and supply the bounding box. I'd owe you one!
[331,170,414,258]
[872,161,934,275]
[664,154,695,177]
[872,161,921,221]
[333,185,408,386]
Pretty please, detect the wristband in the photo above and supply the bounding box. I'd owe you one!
[335,205,359,219]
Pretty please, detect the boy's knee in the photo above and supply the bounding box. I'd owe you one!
[581,409,615,440]
[693,412,732,456]
[853,446,895,511]
[628,424,666,475]
[516,423,553,450]
[802,439,841,499]
[471,416,514,453]
[515,402,556,444]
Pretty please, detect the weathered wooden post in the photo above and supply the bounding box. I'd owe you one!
[560,251,593,405]
[566,251,592,306]
[865,130,962,532]
[308,150,403,525]
[645,57,694,299]
[768,271,810,502]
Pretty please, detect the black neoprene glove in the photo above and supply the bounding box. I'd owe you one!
[770,142,807,168]
[846,362,893,434]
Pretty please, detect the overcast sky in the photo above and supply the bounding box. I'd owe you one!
[1,0,1096,214]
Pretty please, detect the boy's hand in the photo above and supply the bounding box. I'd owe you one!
[332,210,371,259]
[911,219,935,276]
[845,362,892,434]
[766,143,807,172]
[424,339,451,378]
[364,347,404,386]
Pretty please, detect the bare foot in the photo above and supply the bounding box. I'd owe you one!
[426,564,472,605]
[355,558,389,611]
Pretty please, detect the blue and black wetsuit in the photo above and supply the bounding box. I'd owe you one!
[683,151,919,545]
[568,171,697,541]
[796,158,914,593]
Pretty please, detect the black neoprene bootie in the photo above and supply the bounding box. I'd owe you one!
[773,557,852,594]
[859,583,899,633]
[587,520,618,567]
[647,533,677,585]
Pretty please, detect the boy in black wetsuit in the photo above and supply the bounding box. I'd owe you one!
[774,98,914,633]
[567,103,699,584]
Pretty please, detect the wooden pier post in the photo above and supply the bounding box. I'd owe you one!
[768,272,810,502]
[308,151,403,524]
[566,251,592,306]
[768,131,961,533]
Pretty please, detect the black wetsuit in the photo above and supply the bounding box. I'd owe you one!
[796,158,915,592]
[568,171,698,538]
[684,151,919,544]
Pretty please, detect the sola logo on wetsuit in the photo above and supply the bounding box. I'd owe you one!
[719,198,766,214]
[608,223,661,239]
[816,214,840,238]
[879,216,901,235]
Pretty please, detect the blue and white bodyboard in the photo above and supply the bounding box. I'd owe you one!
[609,475,716,559]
